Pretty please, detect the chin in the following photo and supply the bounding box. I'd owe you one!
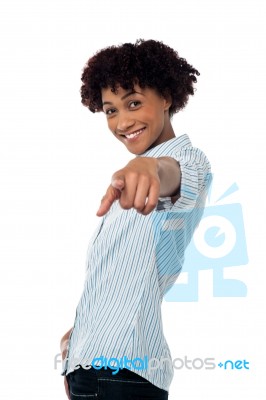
[122,143,147,156]
[127,149,142,156]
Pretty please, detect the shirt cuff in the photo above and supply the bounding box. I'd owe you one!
[156,147,212,212]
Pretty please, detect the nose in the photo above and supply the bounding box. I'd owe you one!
[116,111,135,134]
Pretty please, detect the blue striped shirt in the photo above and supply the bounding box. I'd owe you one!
[62,134,212,392]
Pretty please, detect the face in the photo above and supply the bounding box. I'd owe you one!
[101,84,174,155]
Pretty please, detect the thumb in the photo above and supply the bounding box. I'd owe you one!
[111,175,125,191]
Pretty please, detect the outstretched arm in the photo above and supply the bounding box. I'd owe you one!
[96,156,181,216]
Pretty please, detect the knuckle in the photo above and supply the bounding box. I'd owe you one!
[112,168,123,178]
[151,176,160,186]
[140,173,149,180]
[134,201,145,211]
[148,201,157,209]
[119,199,131,209]
[141,209,150,216]
[127,171,138,180]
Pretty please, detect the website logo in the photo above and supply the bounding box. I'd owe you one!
[54,354,250,374]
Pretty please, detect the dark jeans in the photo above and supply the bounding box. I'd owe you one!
[66,366,168,400]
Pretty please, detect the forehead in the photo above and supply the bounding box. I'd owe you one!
[101,84,161,104]
[101,84,141,99]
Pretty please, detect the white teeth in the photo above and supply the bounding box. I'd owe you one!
[125,129,144,139]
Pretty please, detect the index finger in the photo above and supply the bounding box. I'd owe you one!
[96,184,121,217]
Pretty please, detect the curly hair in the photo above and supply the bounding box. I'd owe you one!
[80,39,200,117]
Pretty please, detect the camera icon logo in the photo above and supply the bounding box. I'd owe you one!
[164,182,249,302]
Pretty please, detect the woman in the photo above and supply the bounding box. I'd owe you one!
[60,39,212,399]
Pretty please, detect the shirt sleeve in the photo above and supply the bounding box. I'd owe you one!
[154,146,212,296]
[156,146,212,212]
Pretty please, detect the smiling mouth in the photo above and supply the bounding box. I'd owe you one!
[123,127,146,140]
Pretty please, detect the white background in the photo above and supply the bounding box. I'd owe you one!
[0,0,265,398]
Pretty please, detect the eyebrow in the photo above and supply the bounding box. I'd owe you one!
[102,90,143,106]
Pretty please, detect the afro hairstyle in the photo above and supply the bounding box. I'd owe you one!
[80,39,200,117]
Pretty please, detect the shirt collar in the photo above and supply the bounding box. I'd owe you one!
[138,134,192,158]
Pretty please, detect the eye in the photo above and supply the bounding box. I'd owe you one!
[129,101,141,109]
[104,108,116,116]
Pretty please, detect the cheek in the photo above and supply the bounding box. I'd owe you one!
[107,119,116,132]
[152,111,165,130]
[149,107,164,122]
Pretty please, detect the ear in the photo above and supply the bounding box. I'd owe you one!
[163,94,172,111]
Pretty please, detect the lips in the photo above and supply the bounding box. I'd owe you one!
[123,127,146,140]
